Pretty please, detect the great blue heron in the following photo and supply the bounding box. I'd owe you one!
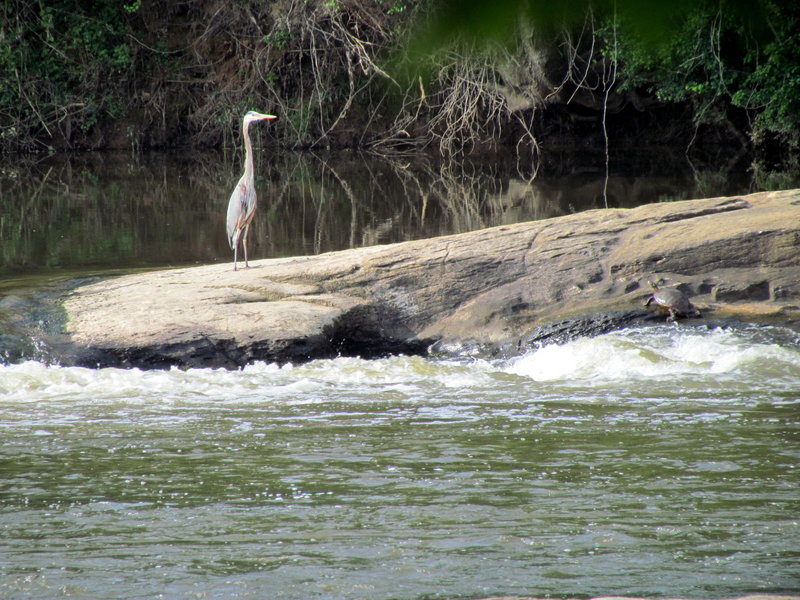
[226,111,277,270]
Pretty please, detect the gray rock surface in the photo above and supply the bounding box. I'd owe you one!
[62,189,800,368]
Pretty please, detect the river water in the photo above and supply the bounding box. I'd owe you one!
[1,151,799,599]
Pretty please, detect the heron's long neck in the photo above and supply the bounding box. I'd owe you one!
[242,122,255,182]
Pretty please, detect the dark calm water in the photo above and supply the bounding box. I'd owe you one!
[1,151,798,599]
[0,149,755,281]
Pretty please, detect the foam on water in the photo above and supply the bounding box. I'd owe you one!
[0,355,499,405]
[0,360,272,404]
[1,325,799,406]
[504,325,800,383]
[1,327,799,600]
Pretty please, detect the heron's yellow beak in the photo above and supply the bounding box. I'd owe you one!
[246,111,277,122]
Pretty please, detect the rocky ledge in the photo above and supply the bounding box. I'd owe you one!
[61,189,800,369]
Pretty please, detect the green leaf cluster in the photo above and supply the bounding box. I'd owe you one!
[606,0,800,146]
[409,0,799,152]
[0,0,138,150]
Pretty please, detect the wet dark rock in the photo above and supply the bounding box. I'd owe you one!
[521,310,649,347]
[60,189,800,369]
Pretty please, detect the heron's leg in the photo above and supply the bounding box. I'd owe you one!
[243,223,251,268]
[233,239,238,271]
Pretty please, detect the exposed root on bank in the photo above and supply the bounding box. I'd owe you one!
[7,0,758,169]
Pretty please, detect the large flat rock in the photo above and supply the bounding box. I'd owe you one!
[62,189,800,368]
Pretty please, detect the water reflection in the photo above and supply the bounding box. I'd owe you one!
[0,149,755,279]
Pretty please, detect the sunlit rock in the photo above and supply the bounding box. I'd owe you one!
[61,189,800,368]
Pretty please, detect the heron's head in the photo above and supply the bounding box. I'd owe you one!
[244,111,277,126]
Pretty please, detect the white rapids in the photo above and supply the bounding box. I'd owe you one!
[2,324,798,406]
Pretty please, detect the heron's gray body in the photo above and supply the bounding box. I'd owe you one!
[226,111,276,270]
[226,173,257,250]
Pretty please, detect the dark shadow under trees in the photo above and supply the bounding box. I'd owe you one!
[1,0,798,175]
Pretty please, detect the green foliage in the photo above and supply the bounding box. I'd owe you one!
[737,5,800,145]
[0,0,137,150]
[263,29,293,50]
[409,0,799,151]
[752,155,800,190]
[2,0,796,158]
[122,0,140,13]
[387,1,406,15]
[604,0,800,146]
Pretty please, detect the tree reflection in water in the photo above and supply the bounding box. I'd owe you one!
[0,149,754,278]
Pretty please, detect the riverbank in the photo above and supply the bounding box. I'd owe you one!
[6,0,799,180]
[58,188,800,369]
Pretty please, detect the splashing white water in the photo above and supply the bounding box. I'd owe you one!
[504,325,800,382]
[1,326,798,406]
[0,354,498,406]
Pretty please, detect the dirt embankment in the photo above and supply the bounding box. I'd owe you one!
[8,0,751,162]
[59,189,800,369]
